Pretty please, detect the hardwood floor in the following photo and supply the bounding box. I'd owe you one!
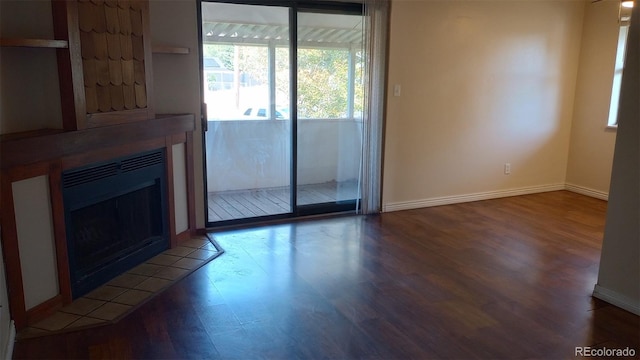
[13,191,639,359]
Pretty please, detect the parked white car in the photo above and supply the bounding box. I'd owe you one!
[242,107,289,120]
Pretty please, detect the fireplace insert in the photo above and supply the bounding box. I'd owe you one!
[62,149,169,298]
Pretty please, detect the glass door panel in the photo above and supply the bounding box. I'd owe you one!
[296,12,363,208]
[202,2,291,222]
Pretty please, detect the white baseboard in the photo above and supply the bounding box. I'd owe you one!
[565,183,609,200]
[593,285,640,315]
[383,184,565,212]
[4,320,14,360]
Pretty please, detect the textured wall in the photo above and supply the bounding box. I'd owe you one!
[383,0,585,207]
[566,0,619,196]
[595,3,640,315]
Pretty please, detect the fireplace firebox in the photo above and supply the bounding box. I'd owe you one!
[62,149,169,298]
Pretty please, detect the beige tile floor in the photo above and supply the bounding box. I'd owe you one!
[18,235,222,339]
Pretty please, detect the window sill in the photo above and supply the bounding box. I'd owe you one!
[606,125,618,131]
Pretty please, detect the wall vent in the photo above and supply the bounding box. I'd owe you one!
[121,151,164,173]
[62,150,164,188]
[63,163,118,188]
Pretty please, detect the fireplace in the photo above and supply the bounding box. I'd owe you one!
[62,149,170,298]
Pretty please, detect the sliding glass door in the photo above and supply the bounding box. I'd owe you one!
[296,11,363,211]
[201,1,363,226]
[202,3,291,223]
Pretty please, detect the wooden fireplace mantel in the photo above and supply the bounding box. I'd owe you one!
[1,114,195,170]
[0,114,197,330]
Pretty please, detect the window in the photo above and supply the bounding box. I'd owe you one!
[202,11,363,121]
[607,7,631,127]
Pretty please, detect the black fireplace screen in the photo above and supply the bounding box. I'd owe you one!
[63,150,169,298]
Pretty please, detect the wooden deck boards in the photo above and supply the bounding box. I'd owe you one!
[208,181,359,222]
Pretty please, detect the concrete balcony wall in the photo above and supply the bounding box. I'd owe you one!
[205,119,362,192]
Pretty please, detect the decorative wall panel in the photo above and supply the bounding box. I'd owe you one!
[78,0,148,114]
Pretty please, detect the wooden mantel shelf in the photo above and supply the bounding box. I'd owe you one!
[0,38,69,49]
[1,115,195,169]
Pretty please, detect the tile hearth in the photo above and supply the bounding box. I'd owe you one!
[17,235,222,340]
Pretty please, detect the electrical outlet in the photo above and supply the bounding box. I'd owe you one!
[504,163,511,175]
[393,84,401,97]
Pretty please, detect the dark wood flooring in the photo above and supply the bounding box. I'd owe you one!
[13,191,640,359]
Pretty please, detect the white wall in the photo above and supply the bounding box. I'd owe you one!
[0,0,63,134]
[205,119,362,192]
[566,0,619,198]
[172,143,189,234]
[149,0,205,228]
[383,0,585,209]
[593,4,640,315]
[12,176,59,310]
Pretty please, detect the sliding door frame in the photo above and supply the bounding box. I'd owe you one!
[199,0,364,227]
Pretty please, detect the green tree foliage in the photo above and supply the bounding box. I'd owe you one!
[203,44,233,70]
[204,44,268,85]
[204,43,361,120]
[354,50,365,117]
[297,48,349,119]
